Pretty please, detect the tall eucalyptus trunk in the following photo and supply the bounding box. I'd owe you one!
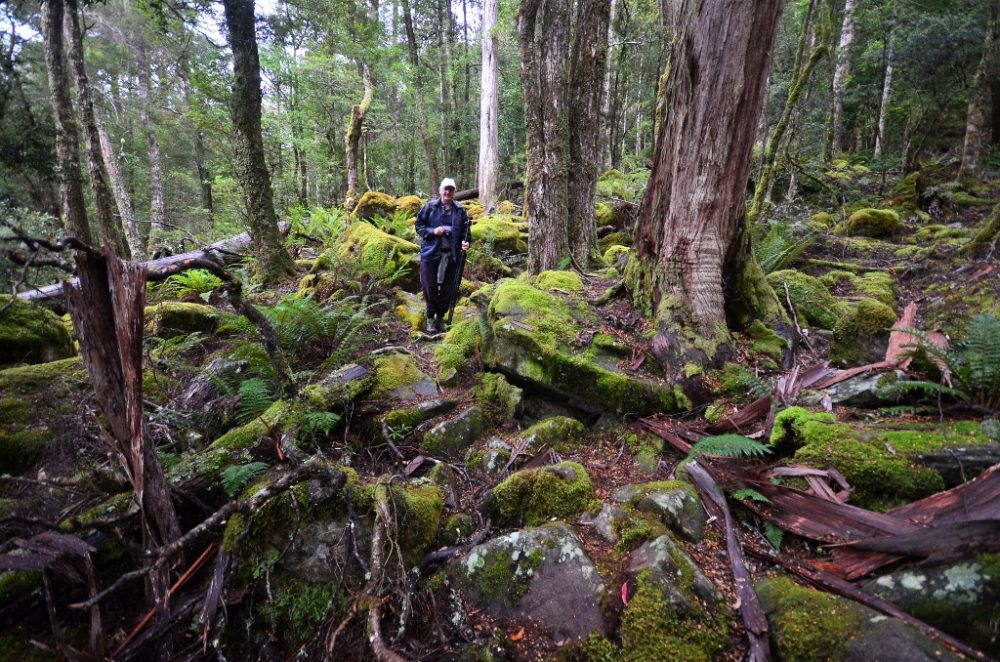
[873,27,894,160]
[477,0,500,210]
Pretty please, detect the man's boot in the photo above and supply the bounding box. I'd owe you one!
[426,315,437,334]
[435,316,446,333]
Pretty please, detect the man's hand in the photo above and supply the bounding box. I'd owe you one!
[434,226,446,236]
[461,241,470,250]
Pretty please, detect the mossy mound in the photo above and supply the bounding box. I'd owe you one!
[477,279,680,415]
[433,314,483,381]
[766,270,843,330]
[146,301,224,338]
[420,406,486,456]
[595,202,614,226]
[371,352,437,400]
[845,208,900,238]
[530,270,584,292]
[0,296,75,366]
[470,214,529,253]
[852,271,898,308]
[598,231,632,252]
[521,416,586,454]
[486,461,595,526]
[603,245,631,266]
[351,191,397,221]
[769,407,991,509]
[830,298,897,367]
[745,319,790,368]
[474,373,522,421]
[887,171,922,212]
[327,221,419,290]
[393,290,427,333]
[464,201,485,219]
[395,194,423,216]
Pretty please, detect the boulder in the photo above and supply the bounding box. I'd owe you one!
[799,371,905,409]
[420,405,486,456]
[757,576,959,662]
[449,524,607,644]
[830,298,897,367]
[578,502,630,543]
[520,416,586,454]
[0,296,75,366]
[320,221,419,290]
[395,194,423,216]
[484,461,595,527]
[766,270,843,330]
[476,277,682,415]
[863,557,1000,655]
[626,535,722,614]
[351,191,397,221]
[146,301,224,338]
[846,208,901,238]
[469,214,529,253]
[474,372,522,421]
[613,481,706,542]
[371,352,437,400]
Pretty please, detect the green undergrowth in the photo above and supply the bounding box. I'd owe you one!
[756,576,863,661]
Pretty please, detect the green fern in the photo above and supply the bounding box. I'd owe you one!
[220,461,269,497]
[687,434,773,460]
[302,411,341,437]
[730,488,771,503]
[764,522,784,551]
[237,378,275,423]
[160,269,224,300]
[754,221,817,274]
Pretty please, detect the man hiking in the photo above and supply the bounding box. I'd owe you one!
[415,178,472,334]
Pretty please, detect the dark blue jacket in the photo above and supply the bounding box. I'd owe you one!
[415,199,472,262]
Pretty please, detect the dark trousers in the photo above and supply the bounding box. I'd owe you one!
[420,258,458,319]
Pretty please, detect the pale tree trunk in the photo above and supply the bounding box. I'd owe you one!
[436,0,450,174]
[97,117,144,258]
[959,2,999,181]
[873,28,894,160]
[64,0,130,258]
[748,0,828,223]
[600,0,617,169]
[519,0,572,273]
[628,0,788,371]
[477,0,500,210]
[401,0,439,190]
[221,0,294,282]
[133,23,167,256]
[179,52,214,224]
[567,0,612,266]
[831,0,856,156]
[345,61,374,209]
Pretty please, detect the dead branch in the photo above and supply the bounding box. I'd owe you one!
[365,483,410,662]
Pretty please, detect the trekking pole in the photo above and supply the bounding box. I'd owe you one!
[446,248,467,325]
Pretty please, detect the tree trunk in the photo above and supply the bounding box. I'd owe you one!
[133,22,167,257]
[519,0,572,273]
[600,0,617,169]
[97,116,144,258]
[436,0,452,175]
[180,52,214,224]
[477,0,500,211]
[345,61,374,209]
[221,0,294,282]
[401,0,439,190]
[41,0,91,244]
[748,0,828,223]
[64,0,130,258]
[873,27,894,160]
[959,2,999,181]
[628,0,787,370]
[567,0,612,266]
[831,0,856,157]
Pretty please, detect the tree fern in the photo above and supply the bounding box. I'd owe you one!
[237,378,275,423]
[686,434,773,459]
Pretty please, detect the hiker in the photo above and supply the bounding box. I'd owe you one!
[415,178,472,333]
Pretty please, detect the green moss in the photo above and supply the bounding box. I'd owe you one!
[0,633,56,662]
[490,461,595,526]
[854,271,897,308]
[372,352,428,398]
[595,202,614,227]
[395,194,423,215]
[264,578,341,643]
[434,318,482,376]
[620,570,728,662]
[331,221,418,286]
[474,373,522,417]
[522,416,586,453]
[533,270,584,292]
[146,301,222,338]
[830,298,897,367]
[746,319,789,363]
[766,270,841,329]
[440,513,475,546]
[846,208,900,238]
[559,633,622,661]
[809,211,835,227]
[455,540,544,609]
[0,570,41,603]
[598,231,631,252]
[887,171,921,212]
[613,515,665,554]
[0,296,75,365]
[757,576,863,662]
[351,191,397,220]
[470,215,529,252]
[602,245,631,266]
[818,269,856,288]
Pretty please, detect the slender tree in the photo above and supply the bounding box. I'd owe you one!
[830,0,856,157]
[627,0,788,370]
[133,14,166,256]
[959,0,1000,181]
[345,60,374,208]
[221,0,293,281]
[401,0,439,189]
[477,0,499,210]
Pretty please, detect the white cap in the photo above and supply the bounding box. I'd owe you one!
[439,177,457,190]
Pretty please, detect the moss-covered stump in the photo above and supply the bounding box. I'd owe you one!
[830,298,897,367]
[766,270,843,330]
[146,301,225,338]
[484,461,594,527]
[520,416,586,454]
[371,351,437,400]
[420,405,486,456]
[770,407,992,509]
[351,190,397,221]
[0,357,91,475]
[477,278,681,415]
[863,556,1000,655]
[448,524,607,644]
[757,576,959,662]
[612,480,706,542]
[887,171,922,213]
[320,221,419,290]
[844,208,901,238]
[469,214,529,253]
[0,296,75,366]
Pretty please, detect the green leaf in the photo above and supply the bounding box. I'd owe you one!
[764,522,784,551]
[220,461,269,497]
[687,434,772,460]
[730,488,771,504]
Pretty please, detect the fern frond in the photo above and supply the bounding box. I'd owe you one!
[764,522,784,551]
[220,461,269,497]
[687,434,772,459]
[730,488,771,504]
[237,378,275,423]
[877,379,968,402]
[302,411,341,437]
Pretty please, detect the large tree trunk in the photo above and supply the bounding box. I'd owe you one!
[477,0,500,211]
[959,2,999,181]
[873,27,894,160]
[566,0,612,266]
[221,0,294,282]
[519,0,572,273]
[133,23,167,257]
[627,0,787,370]
[345,61,374,209]
[401,0,439,190]
[64,0,130,258]
[830,0,856,157]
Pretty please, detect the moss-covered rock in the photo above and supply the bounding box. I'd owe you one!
[769,407,990,510]
[474,373,522,421]
[612,480,706,542]
[0,296,75,366]
[532,270,584,292]
[602,245,631,266]
[745,319,790,368]
[845,208,900,238]
[595,202,614,227]
[323,221,419,290]
[520,416,586,454]
[887,171,922,213]
[830,298,897,367]
[433,315,482,381]
[470,215,529,253]
[394,290,427,333]
[421,405,487,456]
[302,363,373,411]
[371,352,437,400]
[477,279,680,415]
[351,190,397,220]
[395,194,423,216]
[486,461,595,526]
[146,301,224,338]
[757,576,959,662]
[766,270,843,330]
[854,271,898,309]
